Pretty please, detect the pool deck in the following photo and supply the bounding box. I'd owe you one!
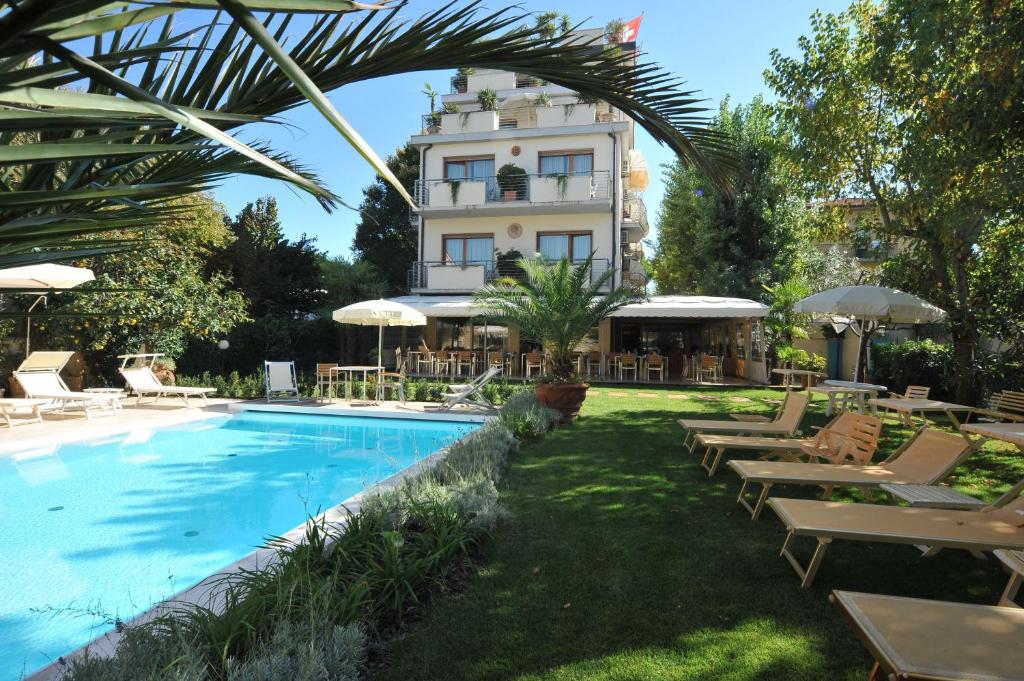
[0,397,493,455]
[14,396,492,680]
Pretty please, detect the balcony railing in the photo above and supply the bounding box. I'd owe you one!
[418,103,625,135]
[414,170,610,209]
[408,257,612,291]
[623,194,648,227]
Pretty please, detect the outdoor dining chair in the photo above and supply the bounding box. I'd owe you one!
[524,352,543,378]
[619,354,638,381]
[315,363,337,402]
[487,351,508,375]
[433,350,452,376]
[586,351,603,379]
[646,353,666,382]
[456,351,475,376]
[377,362,406,404]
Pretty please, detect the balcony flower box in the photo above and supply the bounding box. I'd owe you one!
[529,175,594,203]
[428,264,487,291]
[536,103,596,128]
[430,179,486,208]
[440,110,499,134]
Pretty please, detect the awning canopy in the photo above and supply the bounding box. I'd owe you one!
[391,295,768,320]
[613,296,768,319]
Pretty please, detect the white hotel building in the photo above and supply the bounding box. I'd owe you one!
[392,30,769,383]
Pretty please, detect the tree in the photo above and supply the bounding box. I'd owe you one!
[766,0,1024,401]
[34,194,248,364]
[651,96,802,300]
[217,197,325,318]
[0,3,735,266]
[351,146,420,293]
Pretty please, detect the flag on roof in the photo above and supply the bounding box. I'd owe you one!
[620,15,642,42]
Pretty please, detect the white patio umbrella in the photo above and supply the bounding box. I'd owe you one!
[331,299,427,368]
[793,285,947,381]
[0,263,96,355]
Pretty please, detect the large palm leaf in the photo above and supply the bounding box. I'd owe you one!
[0,1,735,266]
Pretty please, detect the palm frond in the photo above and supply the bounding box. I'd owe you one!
[0,1,733,267]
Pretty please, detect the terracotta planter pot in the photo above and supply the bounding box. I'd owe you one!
[535,382,589,421]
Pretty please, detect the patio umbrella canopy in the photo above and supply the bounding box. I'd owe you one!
[793,285,947,381]
[332,299,427,368]
[0,264,96,355]
[0,263,95,291]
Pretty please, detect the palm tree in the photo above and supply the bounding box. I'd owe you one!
[474,257,641,381]
[0,2,736,267]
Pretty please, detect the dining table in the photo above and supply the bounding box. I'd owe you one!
[810,379,888,416]
[329,365,383,406]
[868,397,976,431]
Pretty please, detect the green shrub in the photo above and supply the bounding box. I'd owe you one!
[872,339,956,400]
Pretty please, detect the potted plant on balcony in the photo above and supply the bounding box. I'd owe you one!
[477,87,499,111]
[475,256,641,420]
[497,162,527,201]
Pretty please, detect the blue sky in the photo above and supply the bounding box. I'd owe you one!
[213,0,850,257]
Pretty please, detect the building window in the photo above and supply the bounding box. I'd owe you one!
[445,157,497,200]
[539,152,593,176]
[444,236,494,266]
[537,232,592,262]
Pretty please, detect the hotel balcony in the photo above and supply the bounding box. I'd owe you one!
[407,257,613,294]
[413,170,612,217]
[621,194,649,243]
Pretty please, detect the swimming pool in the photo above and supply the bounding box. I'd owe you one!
[0,411,478,679]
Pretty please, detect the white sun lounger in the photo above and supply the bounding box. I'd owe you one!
[0,398,49,427]
[117,353,215,407]
[14,369,120,418]
[438,366,502,411]
[265,361,300,402]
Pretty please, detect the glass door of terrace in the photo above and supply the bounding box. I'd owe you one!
[445,158,497,201]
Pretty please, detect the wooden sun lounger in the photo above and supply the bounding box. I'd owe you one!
[766,490,1024,587]
[695,434,807,476]
[831,590,1024,681]
[728,428,972,518]
[679,391,809,453]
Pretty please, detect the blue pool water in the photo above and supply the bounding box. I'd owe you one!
[0,411,478,679]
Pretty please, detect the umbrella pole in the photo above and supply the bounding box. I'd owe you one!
[377,322,384,369]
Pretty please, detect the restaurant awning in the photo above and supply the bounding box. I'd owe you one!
[612,296,768,318]
[390,295,768,319]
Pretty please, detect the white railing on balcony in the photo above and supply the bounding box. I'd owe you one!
[414,170,611,208]
[408,257,613,291]
[419,103,625,135]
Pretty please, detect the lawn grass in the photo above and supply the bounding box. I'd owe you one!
[370,386,1024,681]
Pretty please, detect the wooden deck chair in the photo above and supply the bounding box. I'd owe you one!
[797,413,883,465]
[966,390,1024,424]
[679,390,810,453]
[831,590,1024,681]
[766,480,1024,588]
[994,549,1024,607]
[729,427,973,519]
[264,361,300,402]
[437,366,502,411]
[694,412,882,476]
[882,385,931,423]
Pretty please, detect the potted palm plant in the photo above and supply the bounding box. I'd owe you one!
[475,256,640,420]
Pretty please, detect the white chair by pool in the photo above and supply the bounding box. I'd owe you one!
[265,361,300,402]
[14,352,120,419]
[0,399,50,427]
[118,354,216,407]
